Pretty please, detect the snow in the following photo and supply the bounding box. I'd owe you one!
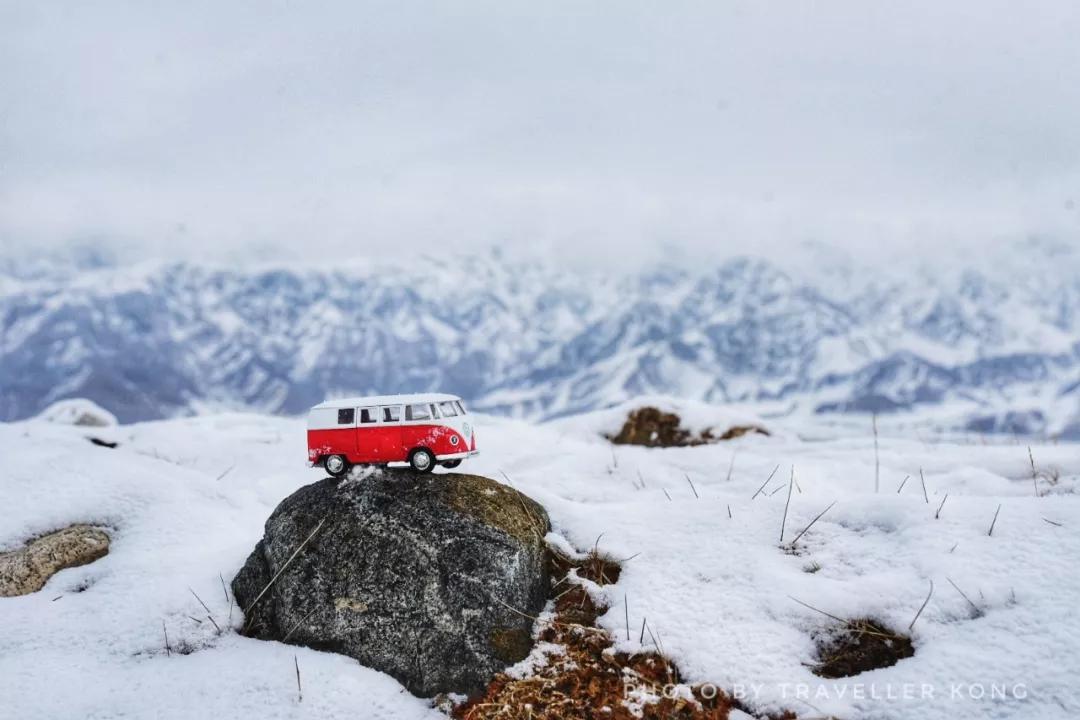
[2,402,1078,719]
[35,398,118,427]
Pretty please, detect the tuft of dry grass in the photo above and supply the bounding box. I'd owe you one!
[810,618,914,679]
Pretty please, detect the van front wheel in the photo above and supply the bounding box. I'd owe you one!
[324,454,350,478]
[409,448,435,473]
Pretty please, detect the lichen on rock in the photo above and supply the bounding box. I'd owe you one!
[0,524,110,597]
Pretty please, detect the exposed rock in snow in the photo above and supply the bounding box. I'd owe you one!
[36,399,118,427]
[609,406,770,447]
[0,524,110,597]
[231,469,551,697]
[559,396,771,447]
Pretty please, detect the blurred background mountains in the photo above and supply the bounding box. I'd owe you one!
[2,242,1078,437]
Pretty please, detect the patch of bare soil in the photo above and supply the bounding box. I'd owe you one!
[810,619,914,679]
[715,425,770,441]
[452,549,787,720]
[608,407,769,448]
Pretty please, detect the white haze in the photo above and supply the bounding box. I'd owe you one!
[2,1,1080,269]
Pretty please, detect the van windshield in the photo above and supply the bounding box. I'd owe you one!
[455,400,466,415]
[438,401,458,417]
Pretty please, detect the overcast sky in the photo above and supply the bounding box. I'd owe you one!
[2,1,1079,267]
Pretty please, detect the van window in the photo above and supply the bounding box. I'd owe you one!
[337,408,355,425]
[406,403,431,421]
[438,401,458,417]
[382,405,401,422]
[455,401,466,415]
[430,403,441,419]
[360,407,379,424]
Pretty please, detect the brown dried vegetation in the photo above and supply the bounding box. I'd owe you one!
[454,549,759,720]
[608,407,769,448]
[810,619,914,679]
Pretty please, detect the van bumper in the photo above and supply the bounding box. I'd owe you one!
[435,450,480,461]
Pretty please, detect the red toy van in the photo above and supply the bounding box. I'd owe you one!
[307,393,478,476]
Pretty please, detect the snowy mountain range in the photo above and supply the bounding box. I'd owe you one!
[2,245,1078,436]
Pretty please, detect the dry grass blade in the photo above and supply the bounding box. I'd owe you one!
[499,470,546,537]
[491,596,607,636]
[724,453,736,483]
[752,464,780,500]
[215,464,235,481]
[163,620,171,657]
[684,474,699,499]
[624,594,630,641]
[1042,517,1063,527]
[645,622,661,653]
[919,469,929,503]
[294,655,302,703]
[188,587,221,633]
[988,504,1002,536]
[896,475,910,494]
[787,501,837,547]
[662,488,672,501]
[243,517,327,617]
[946,577,981,615]
[1028,446,1039,497]
[793,597,908,645]
[283,606,320,642]
[788,595,846,624]
[908,579,934,631]
[779,466,795,543]
[934,493,948,520]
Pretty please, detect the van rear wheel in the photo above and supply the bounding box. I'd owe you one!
[324,454,350,478]
[409,448,436,473]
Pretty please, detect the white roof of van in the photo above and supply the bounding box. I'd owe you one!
[311,393,461,410]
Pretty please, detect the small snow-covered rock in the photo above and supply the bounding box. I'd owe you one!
[36,398,118,427]
[0,524,110,597]
[232,469,551,697]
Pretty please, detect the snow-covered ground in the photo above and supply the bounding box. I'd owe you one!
[1,403,1078,719]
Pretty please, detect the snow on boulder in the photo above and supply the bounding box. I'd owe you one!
[36,398,118,427]
[0,524,110,597]
[557,396,770,448]
[231,469,551,697]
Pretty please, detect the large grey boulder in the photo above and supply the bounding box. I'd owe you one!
[232,469,551,697]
